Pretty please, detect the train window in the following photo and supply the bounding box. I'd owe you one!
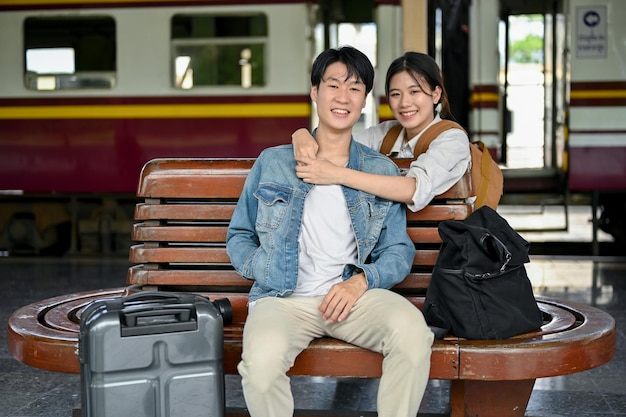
[23,16,116,91]
[171,14,267,89]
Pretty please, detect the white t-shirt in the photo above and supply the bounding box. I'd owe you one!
[294,184,357,297]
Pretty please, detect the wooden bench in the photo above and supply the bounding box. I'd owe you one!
[8,158,617,417]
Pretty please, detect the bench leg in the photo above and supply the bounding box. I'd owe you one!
[450,379,535,417]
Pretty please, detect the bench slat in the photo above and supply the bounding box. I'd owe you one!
[141,176,246,199]
[134,202,471,222]
[129,245,230,263]
[135,204,236,221]
[129,245,442,266]
[126,268,433,294]
[406,204,472,221]
[132,224,443,245]
[138,160,252,199]
[137,159,473,201]
[133,224,229,243]
[127,267,251,287]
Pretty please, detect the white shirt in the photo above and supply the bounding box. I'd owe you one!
[354,115,471,211]
[295,184,357,297]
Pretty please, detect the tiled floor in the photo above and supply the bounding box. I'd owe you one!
[1,205,625,417]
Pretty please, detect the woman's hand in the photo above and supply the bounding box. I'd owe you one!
[292,128,319,164]
[295,157,342,184]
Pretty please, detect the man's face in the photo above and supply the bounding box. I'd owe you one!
[310,62,367,133]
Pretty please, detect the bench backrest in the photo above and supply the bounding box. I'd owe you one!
[127,158,474,306]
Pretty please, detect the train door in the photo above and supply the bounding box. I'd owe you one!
[466,0,570,232]
[312,0,387,133]
[497,1,567,196]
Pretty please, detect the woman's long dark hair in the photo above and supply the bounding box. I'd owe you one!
[384,52,454,120]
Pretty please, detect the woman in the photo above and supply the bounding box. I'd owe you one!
[293,51,471,211]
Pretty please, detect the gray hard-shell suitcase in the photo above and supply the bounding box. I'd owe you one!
[79,291,232,417]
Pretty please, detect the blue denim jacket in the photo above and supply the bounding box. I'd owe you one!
[226,140,416,303]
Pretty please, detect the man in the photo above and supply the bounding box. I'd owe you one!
[226,46,434,417]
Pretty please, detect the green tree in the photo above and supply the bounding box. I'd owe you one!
[510,34,543,63]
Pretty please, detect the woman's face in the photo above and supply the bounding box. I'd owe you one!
[387,70,441,138]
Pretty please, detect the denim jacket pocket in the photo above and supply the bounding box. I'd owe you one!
[363,197,390,247]
[254,182,292,230]
[365,196,389,220]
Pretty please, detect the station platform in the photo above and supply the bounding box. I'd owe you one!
[1,205,624,417]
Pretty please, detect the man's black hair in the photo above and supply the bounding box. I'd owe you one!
[310,46,374,94]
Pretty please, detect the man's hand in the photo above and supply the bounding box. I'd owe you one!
[319,273,367,323]
[292,128,319,164]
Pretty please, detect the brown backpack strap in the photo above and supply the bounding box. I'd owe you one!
[412,120,467,158]
[472,140,498,208]
[379,125,403,155]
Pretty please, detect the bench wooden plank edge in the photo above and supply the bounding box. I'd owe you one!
[7,289,616,380]
[456,297,616,380]
[6,287,130,373]
[137,158,473,201]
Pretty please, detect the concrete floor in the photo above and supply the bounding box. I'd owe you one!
[1,205,625,417]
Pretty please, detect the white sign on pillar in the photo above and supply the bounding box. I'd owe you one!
[576,6,607,58]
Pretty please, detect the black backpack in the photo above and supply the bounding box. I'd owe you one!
[423,206,544,340]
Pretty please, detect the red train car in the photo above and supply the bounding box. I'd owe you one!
[1,0,625,256]
[0,0,320,254]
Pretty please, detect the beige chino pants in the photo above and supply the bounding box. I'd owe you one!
[237,288,434,417]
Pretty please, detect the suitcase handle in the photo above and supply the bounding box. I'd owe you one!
[122,305,193,327]
[120,302,198,337]
[122,291,197,306]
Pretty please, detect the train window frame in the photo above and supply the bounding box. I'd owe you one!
[23,16,117,91]
[170,13,268,89]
